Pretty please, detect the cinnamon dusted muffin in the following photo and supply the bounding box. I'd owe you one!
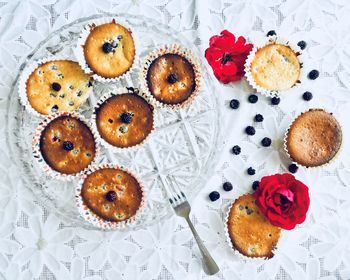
[285,109,342,167]
[81,167,143,222]
[250,44,300,92]
[95,93,154,148]
[26,60,92,115]
[227,193,281,259]
[40,115,96,174]
[83,21,135,78]
[146,53,196,105]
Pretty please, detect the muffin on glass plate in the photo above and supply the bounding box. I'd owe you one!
[19,59,93,117]
[75,163,146,229]
[140,44,201,109]
[32,112,98,180]
[92,88,155,150]
[284,109,342,168]
[75,18,136,82]
[245,35,304,97]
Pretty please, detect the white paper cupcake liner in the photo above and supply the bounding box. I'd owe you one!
[32,111,100,181]
[74,17,138,83]
[224,194,281,260]
[91,87,156,152]
[18,55,93,118]
[244,35,305,98]
[75,163,147,230]
[139,43,202,110]
[283,108,343,169]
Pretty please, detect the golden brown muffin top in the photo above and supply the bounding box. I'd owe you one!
[227,193,281,259]
[96,93,153,148]
[286,109,342,167]
[84,21,135,78]
[250,44,300,91]
[81,168,143,222]
[26,60,92,115]
[40,116,96,174]
[147,54,196,104]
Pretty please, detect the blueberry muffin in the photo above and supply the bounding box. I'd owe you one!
[146,53,196,105]
[95,93,154,148]
[81,167,143,222]
[26,60,92,115]
[250,44,300,91]
[83,21,135,78]
[285,109,342,167]
[40,115,96,174]
[227,193,281,258]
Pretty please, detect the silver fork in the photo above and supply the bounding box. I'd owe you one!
[164,178,220,275]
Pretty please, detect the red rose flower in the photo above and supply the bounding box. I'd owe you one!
[253,173,310,230]
[205,30,253,84]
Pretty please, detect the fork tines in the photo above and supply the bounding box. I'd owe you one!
[164,176,186,206]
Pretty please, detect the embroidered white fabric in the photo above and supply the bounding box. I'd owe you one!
[0,0,350,279]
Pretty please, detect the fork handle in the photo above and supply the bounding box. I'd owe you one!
[185,216,220,275]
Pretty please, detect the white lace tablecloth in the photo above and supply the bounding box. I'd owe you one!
[1,0,350,279]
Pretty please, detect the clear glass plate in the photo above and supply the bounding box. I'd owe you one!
[6,13,224,230]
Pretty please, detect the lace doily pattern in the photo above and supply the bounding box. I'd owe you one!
[1,0,350,279]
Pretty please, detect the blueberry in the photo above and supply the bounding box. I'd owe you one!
[167,73,178,84]
[62,141,74,151]
[271,97,280,105]
[51,105,59,112]
[303,91,313,101]
[266,30,276,37]
[247,167,256,175]
[230,99,240,109]
[254,114,264,122]
[261,137,272,147]
[102,42,113,53]
[248,94,258,104]
[297,40,307,50]
[308,70,319,80]
[51,82,61,91]
[245,126,255,136]
[223,182,233,191]
[120,112,133,123]
[209,191,220,201]
[252,181,259,191]
[105,190,117,202]
[231,145,241,155]
[288,163,298,174]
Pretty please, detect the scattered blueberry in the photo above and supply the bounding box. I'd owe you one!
[209,191,220,202]
[105,190,117,202]
[120,112,133,123]
[297,40,307,50]
[261,137,272,147]
[51,82,61,91]
[231,145,241,155]
[303,91,313,101]
[167,73,178,84]
[271,97,280,105]
[62,141,74,151]
[245,126,256,136]
[288,163,299,174]
[102,42,113,53]
[266,30,276,37]
[230,99,240,109]
[254,114,264,122]
[223,182,233,191]
[247,167,256,175]
[308,70,319,80]
[248,94,258,104]
[252,181,259,191]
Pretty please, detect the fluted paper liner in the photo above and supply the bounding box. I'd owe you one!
[139,43,202,110]
[75,163,147,230]
[32,111,100,181]
[244,35,305,98]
